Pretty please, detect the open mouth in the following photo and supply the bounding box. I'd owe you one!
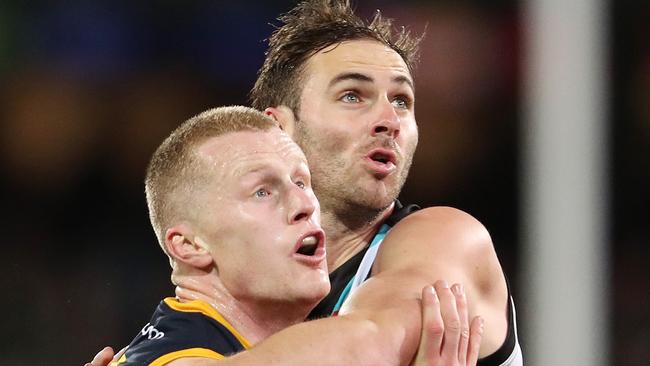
[371,152,391,164]
[295,231,324,257]
[368,149,396,166]
[296,235,319,256]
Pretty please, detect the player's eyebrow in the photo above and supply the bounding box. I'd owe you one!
[328,72,414,92]
[328,72,373,88]
[234,163,271,179]
[392,75,414,92]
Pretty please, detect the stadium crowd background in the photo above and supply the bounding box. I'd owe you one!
[0,1,647,364]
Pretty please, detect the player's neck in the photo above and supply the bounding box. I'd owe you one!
[322,202,394,272]
[220,298,313,344]
[173,271,308,345]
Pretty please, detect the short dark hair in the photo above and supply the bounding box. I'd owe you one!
[145,106,278,249]
[250,0,422,112]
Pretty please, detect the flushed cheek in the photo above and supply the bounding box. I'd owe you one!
[230,202,290,234]
[228,252,284,294]
[231,201,267,223]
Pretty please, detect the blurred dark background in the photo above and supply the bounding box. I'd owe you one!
[0,1,647,365]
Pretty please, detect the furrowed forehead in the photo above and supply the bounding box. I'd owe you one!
[196,129,307,176]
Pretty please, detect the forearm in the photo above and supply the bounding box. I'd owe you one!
[337,269,428,364]
[166,309,412,365]
[225,310,409,365]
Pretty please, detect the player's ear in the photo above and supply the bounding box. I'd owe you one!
[164,224,213,268]
[264,106,297,138]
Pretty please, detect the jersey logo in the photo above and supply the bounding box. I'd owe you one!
[140,323,165,340]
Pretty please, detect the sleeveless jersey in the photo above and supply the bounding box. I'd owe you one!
[308,200,524,366]
[111,298,250,366]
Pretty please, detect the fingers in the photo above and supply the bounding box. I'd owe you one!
[112,346,128,363]
[416,285,444,364]
[452,283,470,363]
[467,316,484,365]
[434,280,462,361]
[86,346,114,366]
[413,285,444,365]
[414,281,483,366]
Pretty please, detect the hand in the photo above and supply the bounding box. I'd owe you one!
[84,346,114,366]
[412,281,483,365]
[85,346,126,366]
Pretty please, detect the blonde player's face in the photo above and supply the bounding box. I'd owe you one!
[292,39,419,212]
[193,128,329,308]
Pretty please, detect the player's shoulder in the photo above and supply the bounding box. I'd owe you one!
[398,205,484,226]
[389,205,493,253]
[120,298,247,365]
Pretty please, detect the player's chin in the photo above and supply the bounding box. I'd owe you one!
[356,192,395,211]
[363,182,401,207]
[298,268,330,290]
[296,277,330,306]
[313,279,331,301]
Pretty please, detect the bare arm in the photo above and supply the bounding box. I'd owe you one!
[341,206,509,359]
[86,311,406,366]
[166,283,482,366]
[86,206,501,366]
[86,282,482,366]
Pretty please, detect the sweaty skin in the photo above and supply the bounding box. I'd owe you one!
[169,129,329,344]
[86,36,509,366]
[270,39,509,358]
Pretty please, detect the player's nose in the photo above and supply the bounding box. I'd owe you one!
[287,185,317,224]
[371,98,400,139]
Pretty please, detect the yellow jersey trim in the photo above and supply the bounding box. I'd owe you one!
[149,347,225,366]
[109,353,127,366]
[162,297,251,349]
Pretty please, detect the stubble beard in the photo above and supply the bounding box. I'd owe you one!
[294,125,414,231]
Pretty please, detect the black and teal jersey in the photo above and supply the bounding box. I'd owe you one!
[307,200,523,366]
[308,200,420,318]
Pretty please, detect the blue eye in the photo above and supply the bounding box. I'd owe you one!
[341,92,360,103]
[255,188,270,198]
[392,96,411,109]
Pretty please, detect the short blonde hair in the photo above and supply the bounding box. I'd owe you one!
[145,106,278,249]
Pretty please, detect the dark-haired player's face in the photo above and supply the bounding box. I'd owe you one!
[293,39,418,213]
[192,128,329,308]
